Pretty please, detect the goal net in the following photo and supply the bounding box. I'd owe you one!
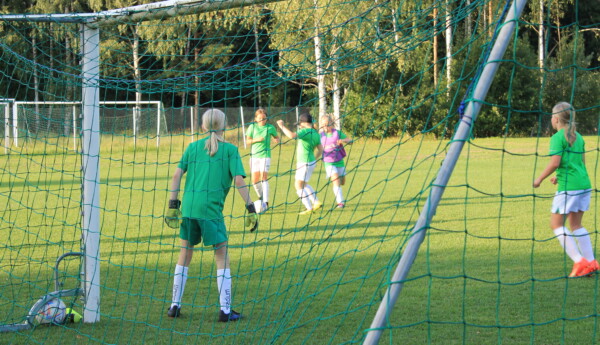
[0,0,599,344]
[9,101,167,147]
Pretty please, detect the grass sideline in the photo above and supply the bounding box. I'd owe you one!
[1,134,600,344]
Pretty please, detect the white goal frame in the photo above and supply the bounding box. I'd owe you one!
[11,100,165,149]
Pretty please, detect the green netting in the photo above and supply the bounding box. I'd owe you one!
[0,0,599,344]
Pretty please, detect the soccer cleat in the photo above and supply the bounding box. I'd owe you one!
[590,259,600,273]
[167,305,181,318]
[569,258,594,278]
[299,209,313,215]
[337,203,345,208]
[218,309,241,322]
[312,201,323,211]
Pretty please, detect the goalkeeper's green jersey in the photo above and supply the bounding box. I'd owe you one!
[178,138,246,220]
[247,123,278,158]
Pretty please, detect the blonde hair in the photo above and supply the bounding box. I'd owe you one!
[320,114,333,126]
[552,102,577,145]
[255,108,267,120]
[202,109,227,156]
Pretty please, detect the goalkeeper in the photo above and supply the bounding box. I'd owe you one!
[165,109,258,322]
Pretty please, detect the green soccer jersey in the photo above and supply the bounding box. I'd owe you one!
[296,127,321,163]
[247,123,278,158]
[178,138,246,220]
[549,129,591,192]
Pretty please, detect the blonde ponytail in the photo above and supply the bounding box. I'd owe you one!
[202,109,227,156]
[552,102,577,146]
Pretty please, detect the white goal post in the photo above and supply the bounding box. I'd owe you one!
[0,99,14,154]
[10,100,165,149]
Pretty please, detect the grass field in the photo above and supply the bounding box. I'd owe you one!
[1,133,600,344]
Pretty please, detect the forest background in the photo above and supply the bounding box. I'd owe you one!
[0,0,598,138]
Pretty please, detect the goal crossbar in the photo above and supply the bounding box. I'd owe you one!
[0,0,286,26]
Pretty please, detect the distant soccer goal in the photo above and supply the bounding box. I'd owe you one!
[10,100,166,148]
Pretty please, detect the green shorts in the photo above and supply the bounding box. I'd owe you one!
[180,218,228,246]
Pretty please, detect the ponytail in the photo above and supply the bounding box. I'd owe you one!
[202,109,227,156]
[552,102,577,146]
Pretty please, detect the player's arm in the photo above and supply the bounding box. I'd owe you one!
[533,155,561,188]
[234,175,258,232]
[277,120,297,139]
[271,132,281,145]
[246,136,263,146]
[165,167,185,228]
[314,144,323,160]
[169,167,185,200]
[234,175,253,205]
[338,132,353,145]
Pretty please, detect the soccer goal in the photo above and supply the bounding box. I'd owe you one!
[1,0,599,343]
[9,100,166,149]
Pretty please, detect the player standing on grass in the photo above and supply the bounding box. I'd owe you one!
[319,114,352,208]
[164,109,258,322]
[277,113,323,215]
[533,102,599,277]
[246,108,280,208]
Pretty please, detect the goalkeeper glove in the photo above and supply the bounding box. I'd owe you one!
[165,199,182,229]
[245,203,259,232]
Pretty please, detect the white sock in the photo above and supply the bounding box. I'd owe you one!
[261,181,270,203]
[332,185,344,204]
[297,189,313,210]
[171,264,188,308]
[304,185,318,204]
[217,268,232,314]
[554,227,583,263]
[573,227,595,261]
[253,183,263,199]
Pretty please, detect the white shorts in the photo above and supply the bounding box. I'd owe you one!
[250,157,271,174]
[551,189,591,214]
[325,165,346,179]
[295,161,317,182]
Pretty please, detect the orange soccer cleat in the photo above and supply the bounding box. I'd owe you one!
[569,258,595,278]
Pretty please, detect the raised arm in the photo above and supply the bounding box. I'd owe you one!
[277,120,297,139]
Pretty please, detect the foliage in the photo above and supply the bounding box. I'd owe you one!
[0,0,598,137]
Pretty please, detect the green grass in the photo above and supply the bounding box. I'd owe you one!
[1,134,600,344]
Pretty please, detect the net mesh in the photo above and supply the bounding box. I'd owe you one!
[1,0,599,344]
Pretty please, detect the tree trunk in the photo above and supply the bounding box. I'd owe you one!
[538,0,545,72]
[433,8,438,87]
[466,0,472,37]
[445,0,452,87]
[391,7,399,45]
[332,53,341,129]
[314,0,327,119]
[253,9,262,107]
[488,2,493,37]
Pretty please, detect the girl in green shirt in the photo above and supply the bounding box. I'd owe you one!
[246,108,280,207]
[277,113,323,215]
[165,109,258,322]
[534,102,597,277]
